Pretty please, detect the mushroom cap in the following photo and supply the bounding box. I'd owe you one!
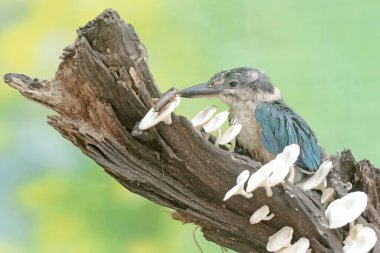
[297,160,333,191]
[276,237,310,253]
[219,124,242,145]
[249,205,274,224]
[139,96,180,130]
[202,111,229,133]
[223,170,252,201]
[280,144,301,166]
[191,105,217,128]
[265,159,283,186]
[246,165,272,193]
[268,144,300,186]
[236,169,250,185]
[343,225,377,253]
[325,191,368,229]
[266,226,294,252]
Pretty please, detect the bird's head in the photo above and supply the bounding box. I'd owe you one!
[180,67,281,105]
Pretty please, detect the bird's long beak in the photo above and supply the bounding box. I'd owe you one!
[179,83,220,98]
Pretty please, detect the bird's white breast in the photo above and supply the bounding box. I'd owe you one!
[229,101,274,164]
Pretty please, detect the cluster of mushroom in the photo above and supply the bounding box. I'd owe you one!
[223,144,301,201]
[295,157,377,252]
[139,96,242,150]
[266,226,311,253]
[223,145,313,252]
[191,105,242,150]
[261,192,377,253]
[296,160,335,205]
[243,205,312,252]
[325,191,377,253]
[138,93,377,253]
[223,145,377,252]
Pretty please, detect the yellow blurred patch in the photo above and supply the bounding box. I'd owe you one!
[36,215,96,253]
[17,176,67,211]
[125,239,163,253]
[0,242,21,253]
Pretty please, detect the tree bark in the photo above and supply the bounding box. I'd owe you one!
[3,9,380,253]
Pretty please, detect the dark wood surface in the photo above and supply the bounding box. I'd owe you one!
[3,9,379,253]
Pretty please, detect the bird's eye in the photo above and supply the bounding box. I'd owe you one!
[229,81,238,88]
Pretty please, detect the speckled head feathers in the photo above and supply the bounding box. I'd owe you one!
[207,67,275,94]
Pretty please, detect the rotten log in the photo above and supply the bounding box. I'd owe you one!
[3,9,380,253]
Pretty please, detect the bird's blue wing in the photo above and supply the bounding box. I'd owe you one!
[255,101,321,171]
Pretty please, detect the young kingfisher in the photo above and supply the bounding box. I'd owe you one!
[180,67,322,172]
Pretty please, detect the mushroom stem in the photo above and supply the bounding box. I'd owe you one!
[229,138,236,152]
[263,213,275,221]
[349,221,355,232]
[321,187,335,205]
[264,178,273,197]
[316,179,327,191]
[240,190,254,199]
[223,170,253,201]
[288,165,295,184]
[163,115,172,125]
[346,182,353,191]
[214,128,222,146]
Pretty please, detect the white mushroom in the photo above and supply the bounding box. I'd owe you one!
[249,205,274,224]
[219,124,242,152]
[321,187,335,205]
[246,164,273,197]
[287,165,296,184]
[296,160,333,191]
[191,105,217,128]
[246,144,300,197]
[325,191,368,229]
[266,226,294,252]
[276,237,310,253]
[163,115,172,124]
[223,170,253,201]
[343,224,377,253]
[268,144,300,186]
[344,223,364,245]
[139,95,181,130]
[202,111,229,144]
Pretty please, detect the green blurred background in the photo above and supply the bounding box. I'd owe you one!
[1,0,379,252]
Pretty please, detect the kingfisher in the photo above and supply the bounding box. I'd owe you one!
[180,67,322,172]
